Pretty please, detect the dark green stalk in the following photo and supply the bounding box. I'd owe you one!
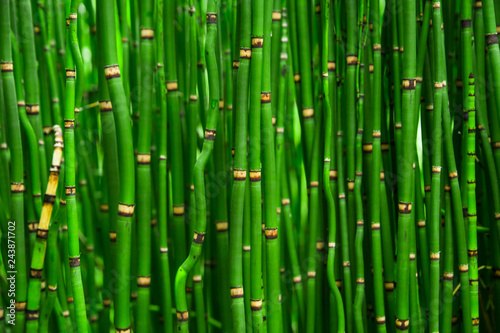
[174,2,219,330]
[229,0,251,329]
[442,176,454,333]
[135,0,155,330]
[100,0,136,330]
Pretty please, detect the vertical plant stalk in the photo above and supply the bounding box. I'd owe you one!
[174,4,219,331]
[135,0,155,330]
[100,0,136,330]
[0,1,26,327]
[26,126,63,332]
[229,0,251,329]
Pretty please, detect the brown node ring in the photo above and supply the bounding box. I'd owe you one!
[206,13,217,24]
[69,257,81,268]
[118,203,135,217]
[193,231,206,244]
[265,228,278,239]
[104,65,121,79]
[204,129,216,140]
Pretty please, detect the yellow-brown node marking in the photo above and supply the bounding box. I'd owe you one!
[66,297,74,304]
[415,76,423,83]
[261,92,271,104]
[376,316,386,325]
[0,308,4,320]
[276,127,284,133]
[65,119,76,130]
[402,78,416,90]
[362,143,374,154]
[472,318,479,326]
[44,194,56,205]
[204,129,216,140]
[330,169,338,180]
[193,275,202,283]
[456,79,463,88]
[410,253,416,261]
[250,170,261,182]
[65,186,76,196]
[477,125,486,131]
[444,185,451,192]
[293,275,302,284]
[316,241,324,251]
[272,116,277,126]
[231,287,244,298]
[373,44,381,51]
[137,153,151,164]
[343,261,351,267]
[103,299,112,307]
[443,272,453,280]
[87,245,94,252]
[495,212,500,220]
[137,276,151,287]
[41,281,46,291]
[216,221,228,232]
[294,73,301,82]
[281,199,291,207]
[315,3,320,13]
[449,171,458,179]
[272,10,282,21]
[109,231,117,242]
[356,278,365,285]
[347,55,358,65]
[328,61,336,72]
[277,207,281,214]
[398,202,412,214]
[432,166,442,174]
[307,271,316,278]
[417,220,426,229]
[104,65,121,79]
[233,169,247,181]
[116,327,131,333]
[62,225,68,231]
[17,100,25,107]
[430,252,440,260]
[28,222,38,232]
[122,38,128,43]
[251,299,263,310]
[118,203,135,217]
[252,37,264,48]
[396,319,410,330]
[328,242,336,249]
[372,222,381,230]
[426,104,434,111]
[130,292,138,299]
[189,94,198,102]
[173,205,185,216]
[15,302,27,311]
[265,228,278,239]
[310,181,319,188]
[232,60,240,69]
[0,62,13,72]
[99,100,113,112]
[140,28,154,39]
[26,104,40,115]
[30,268,43,279]
[193,231,206,244]
[381,143,390,151]
[69,257,81,268]
[301,107,314,119]
[369,64,374,73]
[434,81,443,89]
[166,81,178,91]
[384,281,395,291]
[424,185,431,192]
[243,245,251,252]
[281,36,288,43]
[101,204,109,212]
[26,309,39,321]
[219,99,224,109]
[160,247,168,253]
[11,182,25,193]
[459,264,469,272]
[43,126,53,135]
[206,12,217,24]
[380,171,385,181]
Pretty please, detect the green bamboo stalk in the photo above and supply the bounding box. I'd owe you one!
[442,174,454,333]
[229,0,251,329]
[100,0,136,330]
[174,2,219,330]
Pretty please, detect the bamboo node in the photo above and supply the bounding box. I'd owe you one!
[250,170,261,182]
[216,221,228,232]
[293,275,302,284]
[402,78,416,90]
[261,92,271,104]
[430,252,440,261]
[28,222,38,232]
[0,62,13,72]
[173,205,185,216]
[373,44,381,51]
[66,297,74,304]
[118,203,135,217]
[276,127,284,133]
[398,202,412,214]
[26,104,40,115]
[243,245,251,252]
[281,36,288,43]
[193,231,206,244]
[69,257,81,268]
[315,241,324,251]
[26,309,39,321]
[204,129,216,140]
[310,181,319,188]
[206,12,217,24]
[330,169,338,179]
[363,143,373,153]
[347,55,358,65]
[140,28,154,40]
[448,171,458,179]
[376,316,386,325]
[328,242,336,249]
[99,100,113,112]
[459,264,469,272]
[381,143,389,151]
[409,253,416,260]
[444,185,451,192]
[109,231,117,242]
[384,281,395,291]
[272,10,282,21]
[137,153,151,164]
[417,220,426,228]
[472,318,480,326]
[231,287,244,299]
[265,228,278,239]
[233,169,247,181]
[424,185,431,192]
[343,261,351,267]
[11,182,25,193]
[160,247,168,253]
[356,278,365,284]
[104,65,121,79]
[339,193,346,199]
[137,276,151,287]
[307,271,316,278]
[434,82,443,89]
[371,223,381,230]
[251,37,264,48]
[166,81,178,91]
[232,60,240,68]
[432,166,442,174]
[30,268,43,279]
[486,33,499,46]
[328,62,336,72]
[219,99,225,109]
[37,228,49,239]
[251,299,262,310]
[395,318,410,330]
[443,272,454,280]
[116,327,131,333]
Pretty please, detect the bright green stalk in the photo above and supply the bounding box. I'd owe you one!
[0,1,26,328]
[369,0,387,330]
[262,0,282,327]
[164,0,186,273]
[249,0,264,328]
[156,0,173,327]
[271,0,281,117]
[118,0,130,104]
[26,127,63,332]
[135,0,154,330]
[296,0,315,164]
[100,0,136,330]
[229,0,251,329]
[442,177,454,333]
[174,2,219,330]
[466,74,479,331]
[394,0,417,331]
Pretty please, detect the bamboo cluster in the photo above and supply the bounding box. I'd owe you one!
[2,0,500,332]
